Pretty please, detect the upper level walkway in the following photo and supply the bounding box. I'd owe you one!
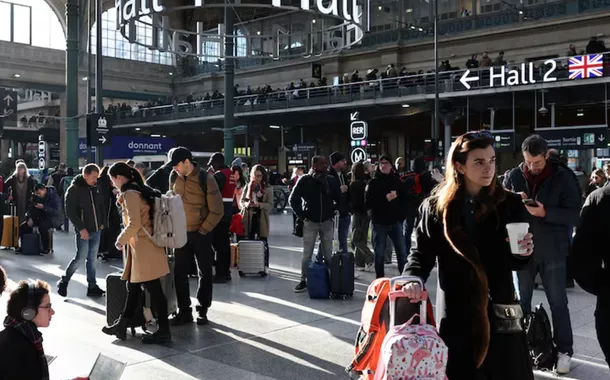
[113,53,610,129]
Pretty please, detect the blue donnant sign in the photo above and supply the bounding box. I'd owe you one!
[80,136,175,158]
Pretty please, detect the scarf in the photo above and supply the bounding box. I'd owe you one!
[3,316,49,380]
[522,160,552,199]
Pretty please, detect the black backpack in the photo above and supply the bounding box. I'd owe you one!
[524,303,557,370]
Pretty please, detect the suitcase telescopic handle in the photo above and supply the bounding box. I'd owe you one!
[388,275,427,328]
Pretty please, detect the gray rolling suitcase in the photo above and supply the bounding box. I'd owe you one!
[154,252,177,316]
[237,240,267,277]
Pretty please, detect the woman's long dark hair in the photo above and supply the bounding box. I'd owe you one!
[231,165,247,188]
[433,131,501,217]
[350,161,367,183]
[109,162,159,220]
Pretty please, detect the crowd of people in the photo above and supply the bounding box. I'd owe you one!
[2,130,610,378]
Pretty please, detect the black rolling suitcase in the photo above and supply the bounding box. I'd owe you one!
[105,272,145,336]
[329,215,355,299]
[21,227,41,256]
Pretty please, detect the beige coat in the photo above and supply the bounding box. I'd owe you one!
[240,182,273,238]
[117,190,169,283]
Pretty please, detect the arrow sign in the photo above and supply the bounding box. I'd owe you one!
[0,89,17,121]
[599,134,606,142]
[3,95,13,106]
[459,70,479,90]
[99,136,107,144]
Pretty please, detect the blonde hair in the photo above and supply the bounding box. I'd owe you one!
[13,162,29,178]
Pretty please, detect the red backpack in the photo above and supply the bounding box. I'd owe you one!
[346,277,436,379]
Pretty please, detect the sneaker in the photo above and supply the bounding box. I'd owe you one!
[556,352,571,374]
[87,286,105,297]
[294,281,307,293]
[364,263,374,272]
[56,280,68,297]
[196,305,209,325]
[171,309,194,326]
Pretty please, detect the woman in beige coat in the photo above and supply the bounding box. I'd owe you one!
[240,164,273,267]
[101,162,170,344]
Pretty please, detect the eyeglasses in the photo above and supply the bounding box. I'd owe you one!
[38,304,52,310]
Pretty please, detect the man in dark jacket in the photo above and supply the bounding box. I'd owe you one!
[365,154,408,278]
[19,184,61,254]
[56,164,107,298]
[146,147,177,194]
[289,155,339,293]
[503,135,581,374]
[402,156,437,253]
[572,185,610,367]
[327,151,351,253]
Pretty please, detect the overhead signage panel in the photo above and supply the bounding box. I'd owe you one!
[0,88,18,121]
[535,126,609,150]
[450,130,515,153]
[459,54,604,90]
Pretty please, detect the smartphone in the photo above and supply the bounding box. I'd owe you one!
[522,199,538,207]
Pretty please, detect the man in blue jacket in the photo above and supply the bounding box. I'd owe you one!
[503,135,582,374]
[19,184,62,254]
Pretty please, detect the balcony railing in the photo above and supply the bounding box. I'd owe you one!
[178,0,610,76]
[113,53,610,125]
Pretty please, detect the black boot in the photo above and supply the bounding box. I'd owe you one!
[102,317,128,340]
[170,308,193,326]
[196,305,209,325]
[142,329,171,344]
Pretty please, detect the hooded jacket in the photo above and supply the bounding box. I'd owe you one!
[27,186,62,228]
[64,174,107,234]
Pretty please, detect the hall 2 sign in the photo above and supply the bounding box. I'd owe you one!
[460,60,559,90]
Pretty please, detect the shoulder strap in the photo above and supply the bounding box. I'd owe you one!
[198,170,207,195]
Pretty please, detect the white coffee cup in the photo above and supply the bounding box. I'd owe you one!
[506,222,530,254]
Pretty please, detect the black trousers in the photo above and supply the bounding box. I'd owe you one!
[19,219,52,251]
[174,231,214,311]
[123,279,169,331]
[213,220,231,278]
[596,295,610,367]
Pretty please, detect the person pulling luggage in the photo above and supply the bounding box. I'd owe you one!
[101,163,171,344]
[240,164,273,268]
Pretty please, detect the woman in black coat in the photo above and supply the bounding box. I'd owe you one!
[97,166,122,259]
[402,131,535,379]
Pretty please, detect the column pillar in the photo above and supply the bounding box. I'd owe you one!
[65,0,80,170]
[223,2,235,165]
[444,114,453,158]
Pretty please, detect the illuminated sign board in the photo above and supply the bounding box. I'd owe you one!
[349,111,367,162]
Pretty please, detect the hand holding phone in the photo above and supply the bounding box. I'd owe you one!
[522,199,538,207]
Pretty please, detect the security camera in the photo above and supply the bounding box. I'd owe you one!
[539,106,548,116]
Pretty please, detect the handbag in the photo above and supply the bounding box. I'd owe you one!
[489,302,524,334]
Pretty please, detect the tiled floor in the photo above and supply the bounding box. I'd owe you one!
[0,212,607,379]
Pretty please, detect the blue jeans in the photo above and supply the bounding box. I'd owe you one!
[62,230,101,288]
[372,222,407,278]
[338,215,351,253]
[516,258,574,355]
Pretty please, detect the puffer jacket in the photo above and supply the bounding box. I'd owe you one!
[65,174,106,234]
[169,162,224,233]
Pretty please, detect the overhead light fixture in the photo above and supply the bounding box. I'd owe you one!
[256,31,261,35]
[168,72,174,76]
[312,19,316,24]
[162,135,166,138]
[378,5,382,10]
[402,104,410,108]
[410,25,416,30]
[135,128,141,131]
[82,76,88,81]
[13,74,20,78]
[151,134,161,137]
[270,125,280,129]
[518,10,523,14]
[406,8,413,12]
[418,27,423,31]
[577,112,584,117]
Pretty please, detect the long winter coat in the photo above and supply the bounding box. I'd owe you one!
[117,189,169,283]
[403,188,534,379]
[240,182,273,238]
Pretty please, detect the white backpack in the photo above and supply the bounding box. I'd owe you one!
[143,192,188,249]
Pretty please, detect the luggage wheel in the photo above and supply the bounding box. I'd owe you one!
[259,271,267,277]
[238,271,245,277]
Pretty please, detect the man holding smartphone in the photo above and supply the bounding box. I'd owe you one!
[503,135,582,374]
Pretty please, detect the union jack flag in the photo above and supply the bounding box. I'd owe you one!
[568,54,604,79]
